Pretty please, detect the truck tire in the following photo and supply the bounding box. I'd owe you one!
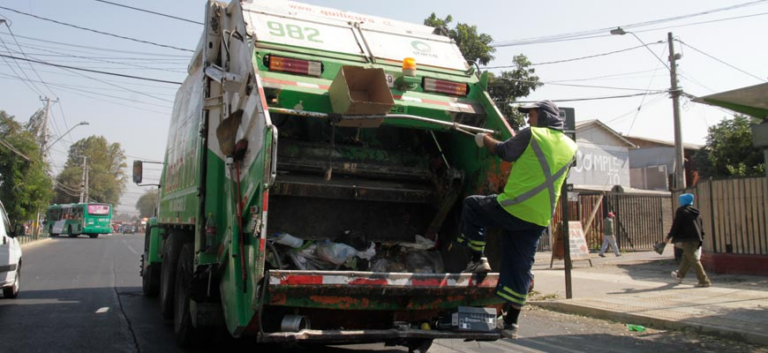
[3,262,20,299]
[160,232,187,321]
[141,228,161,297]
[89,234,99,239]
[174,243,198,347]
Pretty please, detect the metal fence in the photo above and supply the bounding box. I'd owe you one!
[674,177,768,255]
[545,191,670,252]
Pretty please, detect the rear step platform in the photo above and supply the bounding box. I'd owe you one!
[259,328,500,343]
[267,270,503,310]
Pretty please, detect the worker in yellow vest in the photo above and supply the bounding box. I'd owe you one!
[457,100,577,339]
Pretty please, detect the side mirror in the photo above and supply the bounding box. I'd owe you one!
[11,224,25,238]
[133,160,143,184]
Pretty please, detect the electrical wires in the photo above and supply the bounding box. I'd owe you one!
[491,0,768,47]
[0,54,182,84]
[676,39,766,83]
[0,5,194,53]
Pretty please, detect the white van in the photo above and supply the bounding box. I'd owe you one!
[0,202,22,299]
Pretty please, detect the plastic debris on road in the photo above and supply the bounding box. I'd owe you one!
[628,324,646,332]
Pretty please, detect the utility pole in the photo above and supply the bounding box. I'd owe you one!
[668,32,686,190]
[79,156,87,203]
[39,97,51,159]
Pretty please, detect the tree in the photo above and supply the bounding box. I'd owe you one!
[424,14,542,130]
[53,136,127,205]
[694,115,765,178]
[0,111,53,226]
[135,189,158,218]
[424,14,495,66]
[487,56,544,129]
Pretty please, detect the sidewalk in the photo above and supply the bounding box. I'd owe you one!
[529,247,768,346]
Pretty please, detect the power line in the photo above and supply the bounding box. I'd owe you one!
[1,19,57,97]
[0,54,182,85]
[53,85,172,115]
[1,43,186,73]
[495,75,667,92]
[0,63,180,90]
[0,73,173,108]
[94,0,203,25]
[631,10,768,35]
[0,64,176,106]
[0,6,194,53]
[491,0,768,47]
[0,33,43,96]
[0,137,31,161]
[484,43,664,69]
[0,31,189,58]
[677,39,766,83]
[626,45,668,136]
[547,69,664,83]
[0,71,175,96]
[515,91,668,104]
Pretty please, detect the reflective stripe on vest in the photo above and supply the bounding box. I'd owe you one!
[497,128,577,226]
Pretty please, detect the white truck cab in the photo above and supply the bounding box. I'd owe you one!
[0,201,22,299]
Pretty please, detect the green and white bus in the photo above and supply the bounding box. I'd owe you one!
[45,203,113,238]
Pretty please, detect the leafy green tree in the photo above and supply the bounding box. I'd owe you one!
[424,14,542,130]
[694,115,764,178]
[487,55,544,129]
[424,14,495,66]
[135,189,158,218]
[53,136,127,205]
[0,111,53,226]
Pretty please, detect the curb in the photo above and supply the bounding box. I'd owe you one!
[19,237,53,249]
[531,300,768,346]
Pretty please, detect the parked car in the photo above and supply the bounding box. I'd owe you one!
[0,201,22,298]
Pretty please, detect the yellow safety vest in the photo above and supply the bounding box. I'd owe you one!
[497,127,578,226]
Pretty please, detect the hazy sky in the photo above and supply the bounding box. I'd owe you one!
[1,0,766,216]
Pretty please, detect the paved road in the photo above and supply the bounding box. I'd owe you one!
[1,234,762,353]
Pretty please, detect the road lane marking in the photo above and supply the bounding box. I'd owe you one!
[96,307,110,314]
[122,240,139,255]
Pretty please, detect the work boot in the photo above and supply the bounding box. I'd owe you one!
[462,257,491,273]
[695,282,711,288]
[500,323,519,339]
[598,253,606,258]
[671,271,683,284]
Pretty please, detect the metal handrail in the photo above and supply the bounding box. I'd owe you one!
[267,108,497,135]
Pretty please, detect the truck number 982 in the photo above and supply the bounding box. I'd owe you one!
[267,21,323,43]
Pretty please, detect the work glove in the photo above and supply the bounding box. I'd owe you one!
[475,133,486,148]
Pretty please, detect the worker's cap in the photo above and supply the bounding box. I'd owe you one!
[517,100,559,116]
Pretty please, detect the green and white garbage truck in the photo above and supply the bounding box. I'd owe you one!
[135,0,518,350]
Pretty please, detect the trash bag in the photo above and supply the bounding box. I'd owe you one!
[317,242,359,265]
[356,242,377,260]
[286,244,335,270]
[405,250,445,273]
[399,235,436,250]
[272,232,304,248]
[653,241,666,255]
[370,258,389,272]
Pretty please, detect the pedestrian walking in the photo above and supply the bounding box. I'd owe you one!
[599,212,621,257]
[456,100,578,339]
[667,193,711,287]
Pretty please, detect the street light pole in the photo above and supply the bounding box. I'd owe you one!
[668,32,686,189]
[43,121,89,154]
[611,28,685,189]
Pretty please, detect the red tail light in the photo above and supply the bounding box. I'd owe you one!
[422,77,469,96]
[265,55,322,77]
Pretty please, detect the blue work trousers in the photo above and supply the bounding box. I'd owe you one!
[458,195,546,307]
